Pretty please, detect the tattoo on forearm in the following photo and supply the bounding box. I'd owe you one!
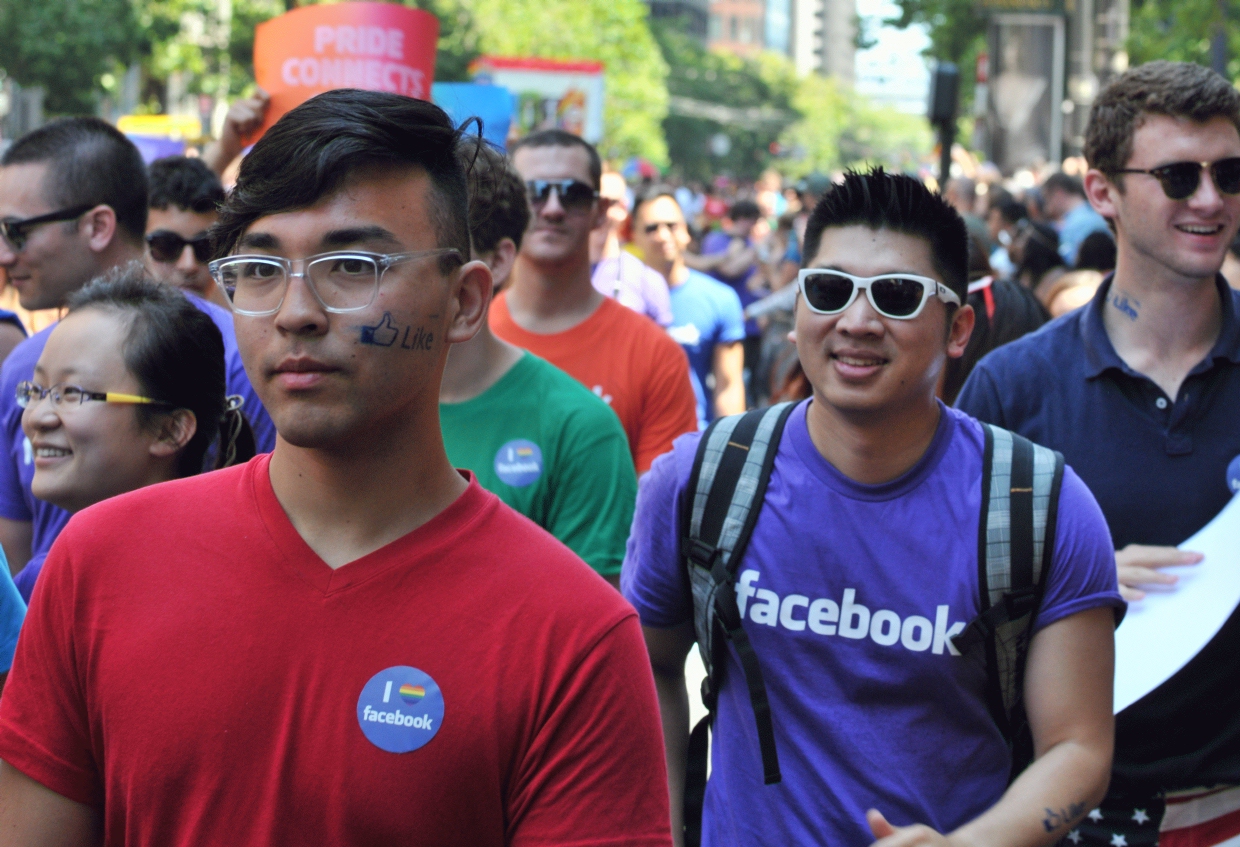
[1108,290,1140,321]
[1042,801,1089,833]
[358,312,434,351]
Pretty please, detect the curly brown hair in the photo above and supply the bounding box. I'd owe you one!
[1084,61,1240,177]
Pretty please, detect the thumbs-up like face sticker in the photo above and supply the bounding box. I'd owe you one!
[359,312,400,347]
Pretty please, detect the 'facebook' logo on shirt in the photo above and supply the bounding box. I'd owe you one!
[736,570,966,655]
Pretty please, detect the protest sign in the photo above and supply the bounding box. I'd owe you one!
[253,3,438,138]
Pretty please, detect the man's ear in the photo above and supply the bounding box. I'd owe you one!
[149,409,198,459]
[80,205,119,254]
[946,303,975,359]
[444,259,494,345]
[1083,168,1120,222]
[486,238,518,292]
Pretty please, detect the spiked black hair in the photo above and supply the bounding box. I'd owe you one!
[802,167,969,302]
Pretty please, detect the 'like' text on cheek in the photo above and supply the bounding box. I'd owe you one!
[356,311,438,351]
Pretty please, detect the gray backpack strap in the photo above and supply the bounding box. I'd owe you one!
[953,424,1064,776]
[681,402,795,847]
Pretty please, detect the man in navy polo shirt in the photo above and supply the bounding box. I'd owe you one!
[958,60,1240,846]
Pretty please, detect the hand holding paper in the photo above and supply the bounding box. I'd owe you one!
[1115,543,1204,601]
[1113,494,1240,713]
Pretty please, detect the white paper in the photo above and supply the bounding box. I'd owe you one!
[1113,494,1240,714]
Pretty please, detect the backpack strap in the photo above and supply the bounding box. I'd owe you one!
[681,402,795,847]
[952,424,1065,776]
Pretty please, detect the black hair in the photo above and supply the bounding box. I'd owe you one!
[942,277,1049,404]
[803,167,969,302]
[1042,172,1086,198]
[631,183,681,220]
[1015,221,1063,287]
[729,199,761,221]
[148,156,225,215]
[967,233,993,281]
[459,139,530,254]
[993,198,1027,226]
[66,264,255,477]
[1,117,148,244]
[212,89,470,268]
[1075,230,1117,272]
[509,129,602,190]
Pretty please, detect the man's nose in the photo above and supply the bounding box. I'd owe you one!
[176,244,199,272]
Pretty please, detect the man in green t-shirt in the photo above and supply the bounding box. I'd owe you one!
[440,143,636,584]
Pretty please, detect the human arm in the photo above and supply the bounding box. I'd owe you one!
[712,342,745,418]
[643,623,695,847]
[1114,544,1203,602]
[201,90,270,176]
[508,616,673,846]
[0,761,98,847]
[634,340,699,474]
[0,520,30,577]
[868,607,1115,847]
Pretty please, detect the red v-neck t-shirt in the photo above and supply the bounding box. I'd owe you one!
[0,455,671,847]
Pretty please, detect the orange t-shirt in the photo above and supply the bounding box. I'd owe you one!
[490,295,698,474]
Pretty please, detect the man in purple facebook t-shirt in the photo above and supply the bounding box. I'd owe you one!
[0,118,276,601]
[623,169,1124,847]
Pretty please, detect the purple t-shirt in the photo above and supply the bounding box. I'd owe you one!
[0,292,276,602]
[591,252,674,327]
[622,401,1122,847]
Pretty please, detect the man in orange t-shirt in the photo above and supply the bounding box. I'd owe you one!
[491,130,697,473]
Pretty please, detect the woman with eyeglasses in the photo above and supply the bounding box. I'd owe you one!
[13,267,254,601]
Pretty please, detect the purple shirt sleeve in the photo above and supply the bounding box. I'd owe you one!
[639,264,674,328]
[0,340,37,523]
[1034,464,1125,630]
[621,434,699,628]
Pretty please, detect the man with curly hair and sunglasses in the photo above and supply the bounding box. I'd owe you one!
[959,60,1240,846]
[625,166,1123,847]
[144,155,229,308]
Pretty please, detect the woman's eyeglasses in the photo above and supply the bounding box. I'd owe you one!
[16,381,170,411]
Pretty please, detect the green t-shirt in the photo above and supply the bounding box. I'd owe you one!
[440,353,637,577]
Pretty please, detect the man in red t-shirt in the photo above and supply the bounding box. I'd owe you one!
[0,91,672,847]
[489,130,697,473]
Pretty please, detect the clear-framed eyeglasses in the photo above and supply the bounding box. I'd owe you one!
[207,249,464,317]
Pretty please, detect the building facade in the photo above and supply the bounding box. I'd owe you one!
[648,0,712,39]
[705,0,855,80]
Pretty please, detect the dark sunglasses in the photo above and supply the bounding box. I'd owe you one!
[0,204,95,252]
[525,179,598,211]
[146,230,213,264]
[797,269,961,320]
[643,221,680,235]
[1114,157,1240,200]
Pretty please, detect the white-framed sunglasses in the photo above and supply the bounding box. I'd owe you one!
[797,268,962,320]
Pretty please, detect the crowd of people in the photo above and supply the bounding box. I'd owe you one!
[0,56,1232,847]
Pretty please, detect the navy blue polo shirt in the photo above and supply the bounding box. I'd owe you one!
[957,274,1240,792]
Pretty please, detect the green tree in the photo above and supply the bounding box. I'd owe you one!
[653,19,800,181]
[885,0,984,120]
[466,0,669,164]
[1127,0,1240,76]
[0,0,141,114]
[777,73,932,176]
